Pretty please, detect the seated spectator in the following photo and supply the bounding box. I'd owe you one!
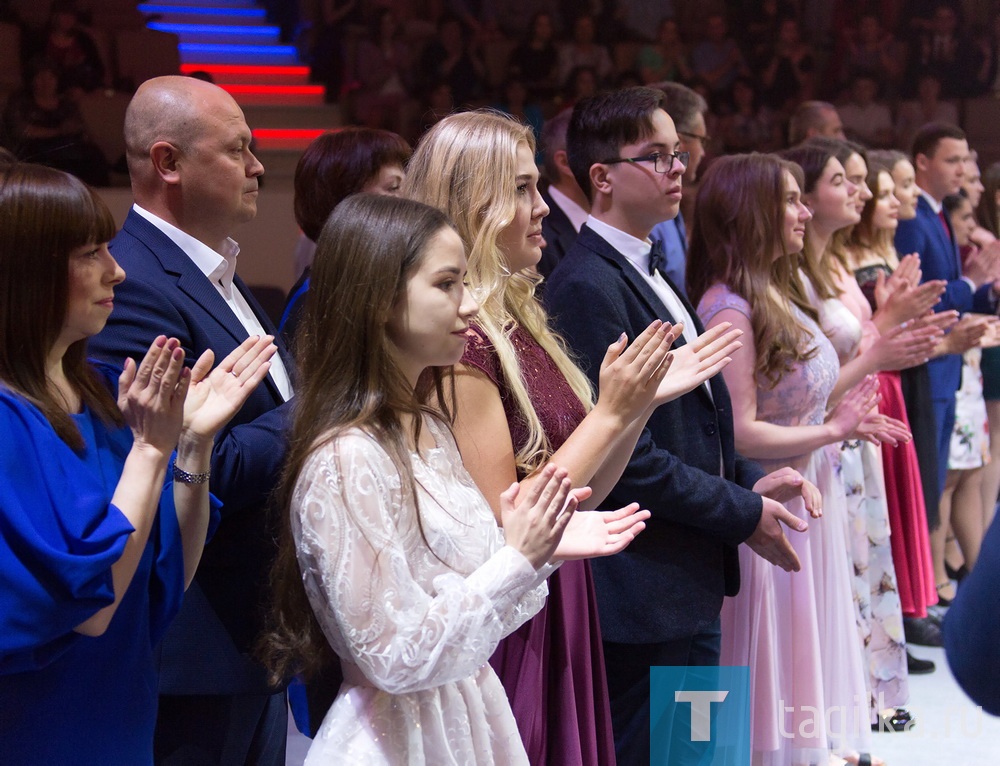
[38,1,104,93]
[493,78,544,153]
[3,59,108,187]
[787,99,845,145]
[718,76,781,153]
[759,16,816,113]
[417,15,484,108]
[636,17,690,85]
[564,65,598,106]
[353,9,415,138]
[740,0,797,67]
[834,13,905,96]
[557,14,612,87]
[906,2,975,98]
[839,71,895,148]
[895,72,958,154]
[507,11,560,100]
[690,12,749,94]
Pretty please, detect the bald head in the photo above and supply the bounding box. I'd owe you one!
[788,101,845,146]
[124,76,264,251]
[125,76,237,183]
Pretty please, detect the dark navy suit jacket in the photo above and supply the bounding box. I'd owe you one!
[538,185,579,280]
[895,195,996,401]
[90,210,293,695]
[544,224,764,644]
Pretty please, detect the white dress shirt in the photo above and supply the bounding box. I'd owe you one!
[586,215,712,401]
[132,204,293,401]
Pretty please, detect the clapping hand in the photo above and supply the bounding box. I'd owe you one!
[651,322,743,406]
[752,466,822,519]
[553,486,651,561]
[595,319,680,424]
[118,335,189,455]
[182,335,277,442]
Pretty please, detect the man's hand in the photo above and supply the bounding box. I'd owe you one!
[744,478,808,572]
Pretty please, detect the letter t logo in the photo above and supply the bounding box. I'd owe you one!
[674,690,728,741]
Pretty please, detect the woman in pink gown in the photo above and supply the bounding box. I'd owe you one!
[690,153,886,766]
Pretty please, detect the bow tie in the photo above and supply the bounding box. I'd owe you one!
[648,239,666,276]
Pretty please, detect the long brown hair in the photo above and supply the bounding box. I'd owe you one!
[688,153,818,387]
[977,161,1000,239]
[260,194,457,683]
[0,162,121,448]
[848,150,902,265]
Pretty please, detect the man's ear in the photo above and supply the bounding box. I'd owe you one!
[590,162,612,196]
[150,141,182,185]
[554,149,573,180]
[914,152,930,176]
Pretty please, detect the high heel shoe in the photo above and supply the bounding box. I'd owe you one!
[872,707,914,731]
[945,561,969,582]
[936,581,953,607]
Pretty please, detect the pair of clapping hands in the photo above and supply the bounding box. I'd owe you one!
[500,319,819,574]
[117,334,276,459]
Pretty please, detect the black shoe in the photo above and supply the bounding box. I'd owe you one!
[945,562,969,582]
[872,707,916,731]
[903,616,943,647]
[907,651,936,674]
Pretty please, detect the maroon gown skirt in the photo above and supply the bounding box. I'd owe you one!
[490,559,616,765]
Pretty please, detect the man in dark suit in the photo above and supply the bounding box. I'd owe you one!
[90,76,292,766]
[538,108,589,279]
[544,86,810,765]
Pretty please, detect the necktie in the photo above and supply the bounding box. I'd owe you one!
[939,209,952,241]
[649,239,666,276]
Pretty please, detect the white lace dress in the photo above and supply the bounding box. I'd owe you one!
[292,416,552,765]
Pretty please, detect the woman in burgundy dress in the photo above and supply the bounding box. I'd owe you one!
[403,109,741,765]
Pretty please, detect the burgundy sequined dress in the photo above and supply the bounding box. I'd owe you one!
[462,323,616,766]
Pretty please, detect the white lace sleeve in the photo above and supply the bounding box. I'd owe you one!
[293,431,547,695]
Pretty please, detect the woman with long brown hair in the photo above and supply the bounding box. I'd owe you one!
[261,193,650,764]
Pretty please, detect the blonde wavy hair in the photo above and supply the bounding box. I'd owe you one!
[403,110,594,473]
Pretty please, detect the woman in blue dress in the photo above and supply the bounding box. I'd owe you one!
[0,162,276,763]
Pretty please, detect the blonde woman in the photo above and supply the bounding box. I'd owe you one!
[403,109,740,765]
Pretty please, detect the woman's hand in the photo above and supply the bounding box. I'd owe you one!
[852,411,911,446]
[873,266,946,328]
[117,335,189,456]
[826,375,881,441]
[594,319,679,425]
[499,464,576,569]
[937,313,992,356]
[752,467,823,518]
[869,319,941,371]
[652,322,743,406]
[182,335,277,443]
[552,494,651,561]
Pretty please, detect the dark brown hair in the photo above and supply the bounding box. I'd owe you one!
[688,153,817,386]
[293,128,411,242]
[567,86,668,200]
[977,161,1000,239]
[911,122,965,163]
[260,194,457,683]
[0,162,121,448]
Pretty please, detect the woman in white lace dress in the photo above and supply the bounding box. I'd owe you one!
[259,194,653,764]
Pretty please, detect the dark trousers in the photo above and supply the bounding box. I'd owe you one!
[154,691,287,766]
[603,619,721,766]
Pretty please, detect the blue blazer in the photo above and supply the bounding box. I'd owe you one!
[895,195,996,401]
[90,209,294,695]
[544,224,764,644]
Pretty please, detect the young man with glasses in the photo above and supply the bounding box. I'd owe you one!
[544,86,811,765]
[647,81,710,299]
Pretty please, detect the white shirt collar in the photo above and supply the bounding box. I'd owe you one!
[132,204,241,293]
[586,215,654,272]
[917,186,943,214]
[548,185,589,233]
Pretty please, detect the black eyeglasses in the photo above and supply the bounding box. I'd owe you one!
[678,130,711,147]
[600,151,690,174]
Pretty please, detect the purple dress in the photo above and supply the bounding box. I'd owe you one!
[462,324,616,766]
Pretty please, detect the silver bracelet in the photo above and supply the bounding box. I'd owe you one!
[172,464,211,485]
